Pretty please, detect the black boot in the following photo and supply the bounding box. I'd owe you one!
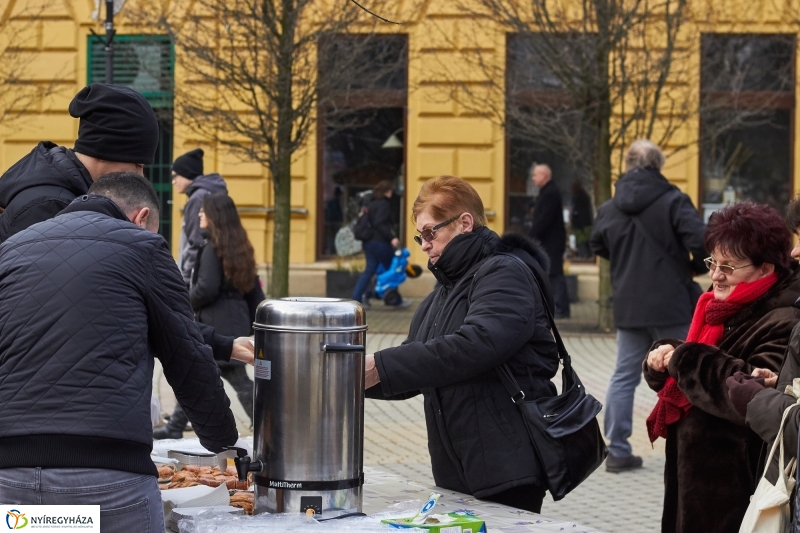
[153,405,189,440]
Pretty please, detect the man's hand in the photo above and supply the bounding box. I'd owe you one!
[751,367,778,388]
[391,238,400,249]
[647,344,675,372]
[231,337,255,366]
[365,354,381,389]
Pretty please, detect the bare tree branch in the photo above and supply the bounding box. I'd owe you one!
[125,0,410,297]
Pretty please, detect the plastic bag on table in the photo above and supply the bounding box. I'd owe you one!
[179,500,426,533]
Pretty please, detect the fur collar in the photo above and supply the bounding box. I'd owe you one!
[496,232,551,275]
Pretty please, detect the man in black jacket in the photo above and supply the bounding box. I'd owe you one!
[0,83,160,242]
[590,140,706,473]
[0,173,238,531]
[529,164,569,318]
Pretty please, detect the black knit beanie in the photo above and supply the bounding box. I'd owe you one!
[172,148,204,180]
[69,84,159,165]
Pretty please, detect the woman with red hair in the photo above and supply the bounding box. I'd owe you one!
[643,201,800,533]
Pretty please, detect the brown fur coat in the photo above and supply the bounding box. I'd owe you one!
[643,265,800,533]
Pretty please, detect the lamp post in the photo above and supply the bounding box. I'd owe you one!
[104,0,115,83]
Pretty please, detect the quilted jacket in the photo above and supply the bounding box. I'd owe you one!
[0,195,238,477]
[0,141,93,243]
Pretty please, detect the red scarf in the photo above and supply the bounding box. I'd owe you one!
[645,272,778,443]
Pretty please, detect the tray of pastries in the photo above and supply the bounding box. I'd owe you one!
[158,465,250,490]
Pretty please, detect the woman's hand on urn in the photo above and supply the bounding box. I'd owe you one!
[231,336,255,365]
[365,353,381,389]
[751,367,778,388]
[647,344,676,372]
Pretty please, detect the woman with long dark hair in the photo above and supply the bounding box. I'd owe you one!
[154,193,261,438]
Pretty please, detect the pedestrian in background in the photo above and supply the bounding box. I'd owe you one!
[364,175,558,513]
[0,83,158,242]
[529,164,569,318]
[352,180,406,307]
[590,140,707,473]
[570,180,594,258]
[172,148,228,283]
[644,202,800,532]
[155,193,262,439]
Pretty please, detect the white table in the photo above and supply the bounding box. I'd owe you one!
[155,438,606,532]
[362,467,606,533]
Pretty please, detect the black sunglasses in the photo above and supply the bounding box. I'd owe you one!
[414,216,459,245]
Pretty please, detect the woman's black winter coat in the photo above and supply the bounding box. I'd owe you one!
[189,241,260,340]
[371,227,559,498]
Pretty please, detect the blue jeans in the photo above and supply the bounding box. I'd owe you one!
[0,467,164,533]
[605,325,689,458]
[352,240,395,302]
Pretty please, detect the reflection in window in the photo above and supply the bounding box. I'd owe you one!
[320,109,404,256]
[700,34,795,219]
[317,35,408,259]
[506,33,595,259]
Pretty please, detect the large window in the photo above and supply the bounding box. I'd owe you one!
[505,34,595,259]
[316,35,408,259]
[88,35,175,245]
[700,34,795,218]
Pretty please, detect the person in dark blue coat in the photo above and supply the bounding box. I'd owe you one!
[0,172,238,532]
[352,180,406,307]
[364,175,558,513]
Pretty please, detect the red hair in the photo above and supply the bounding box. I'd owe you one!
[705,202,792,277]
[412,175,486,227]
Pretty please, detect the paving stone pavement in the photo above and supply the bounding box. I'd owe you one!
[153,299,666,532]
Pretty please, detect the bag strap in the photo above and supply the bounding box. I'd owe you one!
[629,215,692,284]
[761,401,800,483]
[495,253,576,403]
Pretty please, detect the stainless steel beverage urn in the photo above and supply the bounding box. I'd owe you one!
[248,297,367,517]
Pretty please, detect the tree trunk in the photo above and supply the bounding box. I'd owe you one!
[270,5,295,298]
[593,24,614,331]
[271,154,292,298]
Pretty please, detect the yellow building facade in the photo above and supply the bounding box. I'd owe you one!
[0,0,799,292]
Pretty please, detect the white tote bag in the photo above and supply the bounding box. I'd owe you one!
[740,402,799,533]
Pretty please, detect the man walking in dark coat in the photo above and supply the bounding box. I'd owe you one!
[0,83,159,242]
[590,140,707,472]
[0,172,238,531]
[171,148,228,282]
[529,164,570,318]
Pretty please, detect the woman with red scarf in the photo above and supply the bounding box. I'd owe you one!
[643,202,800,533]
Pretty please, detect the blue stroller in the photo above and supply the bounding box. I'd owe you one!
[374,248,423,306]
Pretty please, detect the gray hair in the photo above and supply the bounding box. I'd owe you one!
[625,140,666,171]
[88,171,160,218]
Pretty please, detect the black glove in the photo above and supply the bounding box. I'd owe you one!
[726,371,766,418]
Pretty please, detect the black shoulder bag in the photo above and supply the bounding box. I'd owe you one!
[495,255,607,501]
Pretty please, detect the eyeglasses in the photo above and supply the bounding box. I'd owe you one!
[414,216,459,245]
[704,257,753,275]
